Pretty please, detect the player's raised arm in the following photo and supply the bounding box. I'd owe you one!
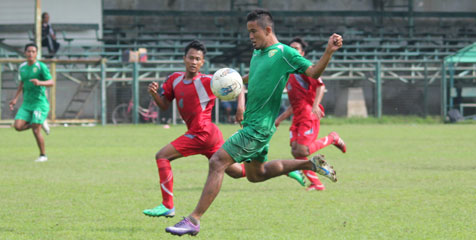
[148,82,171,110]
[305,33,343,79]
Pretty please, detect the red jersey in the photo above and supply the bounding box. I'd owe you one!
[286,73,324,124]
[162,72,216,133]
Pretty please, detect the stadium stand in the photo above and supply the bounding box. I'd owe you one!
[2,3,476,123]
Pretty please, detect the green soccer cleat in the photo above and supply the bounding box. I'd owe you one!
[143,204,175,218]
[287,170,306,186]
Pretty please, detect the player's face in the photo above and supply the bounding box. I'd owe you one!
[184,48,204,74]
[290,42,305,56]
[25,46,37,62]
[247,20,268,50]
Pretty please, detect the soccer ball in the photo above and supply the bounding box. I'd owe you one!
[211,68,243,101]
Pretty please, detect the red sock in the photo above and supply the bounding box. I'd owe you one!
[303,170,323,186]
[241,164,246,177]
[156,158,173,209]
[296,156,322,186]
[308,135,333,155]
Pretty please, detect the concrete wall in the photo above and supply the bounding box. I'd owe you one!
[0,0,102,47]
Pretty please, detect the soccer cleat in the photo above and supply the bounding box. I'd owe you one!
[287,170,306,186]
[306,184,325,191]
[310,154,337,182]
[35,155,48,162]
[329,132,346,153]
[166,217,200,236]
[42,120,50,135]
[143,204,175,218]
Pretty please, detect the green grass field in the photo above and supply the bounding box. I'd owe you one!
[1,123,475,239]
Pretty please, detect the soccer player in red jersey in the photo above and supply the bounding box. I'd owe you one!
[275,37,347,191]
[143,40,244,218]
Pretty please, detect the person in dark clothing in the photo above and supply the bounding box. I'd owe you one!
[41,12,60,56]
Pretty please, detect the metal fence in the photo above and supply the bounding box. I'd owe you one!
[2,58,474,125]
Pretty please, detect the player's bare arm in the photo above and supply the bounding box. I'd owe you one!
[235,84,246,124]
[9,82,24,110]
[312,85,326,119]
[275,106,293,127]
[30,79,54,87]
[148,82,170,110]
[305,33,343,79]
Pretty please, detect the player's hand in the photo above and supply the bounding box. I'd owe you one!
[326,33,343,53]
[148,82,159,95]
[312,106,325,120]
[275,119,281,128]
[235,107,244,127]
[30,79,41,86]
[9,99,17,111]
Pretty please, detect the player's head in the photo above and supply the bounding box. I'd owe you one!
[246,9,274,50]
[42,12,50,23]
[289,37,308,56]
[24,43,38,62]
[183,40,206,74]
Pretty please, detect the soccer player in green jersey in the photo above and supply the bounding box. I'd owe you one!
[166,9,343,236]
[9,43,54,162]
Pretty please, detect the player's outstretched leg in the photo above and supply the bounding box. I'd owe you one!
[308,132,347,155]
[287,170,306,186]
[329,132,346,153]
[310,154,337,182]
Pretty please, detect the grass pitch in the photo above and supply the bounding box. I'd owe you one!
[0,123,475,239]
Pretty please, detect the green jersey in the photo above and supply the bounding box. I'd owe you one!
[243,43,312,136]
[19,61,52,110]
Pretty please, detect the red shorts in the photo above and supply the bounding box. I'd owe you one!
[171,124,224,159]
[289,119,320,146]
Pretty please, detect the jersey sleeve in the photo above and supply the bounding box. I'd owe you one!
[39,62,52,80]
[202,75,216,100]
[161,74,175,101]
[284,45,312,74]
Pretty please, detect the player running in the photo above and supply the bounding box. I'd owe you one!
[275,37,347,191]
[142,40,247,218]
[9,43,53,162]
[166,9,343,236]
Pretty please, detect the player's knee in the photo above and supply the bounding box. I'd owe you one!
[13,125,22,131]
[31,125,41,134]
[225,168,241,179]
[291,149,308,158]
[246,174,264,183]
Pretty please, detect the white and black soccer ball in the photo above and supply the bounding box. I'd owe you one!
[211,68,243,101]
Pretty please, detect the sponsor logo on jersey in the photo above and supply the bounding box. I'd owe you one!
[268,49,278,57]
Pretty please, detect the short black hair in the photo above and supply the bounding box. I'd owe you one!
[184,40,207,56]
[246,9,274,30]
[289,37,308,54]
[24,43,38,52]
[42,12,48,20]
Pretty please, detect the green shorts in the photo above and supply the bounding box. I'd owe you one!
[15,105,49,124]
[222,126,273,163]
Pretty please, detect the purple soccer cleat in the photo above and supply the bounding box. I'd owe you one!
[165,217,200,236]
